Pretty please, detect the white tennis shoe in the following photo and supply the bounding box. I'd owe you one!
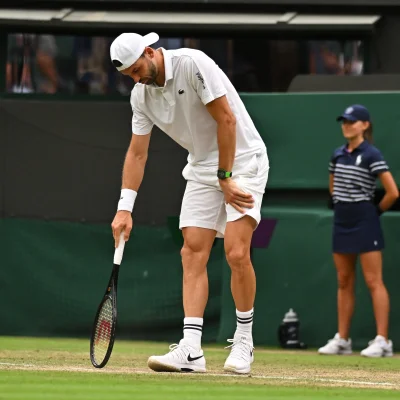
[224,334,254,374]
[318,333,352,355]
[361,336,393,358]
[147,339,206,372]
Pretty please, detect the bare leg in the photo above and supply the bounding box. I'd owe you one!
[181,227,216,317]
[224,216,256,312]
[223,216,256,374]
[360,251,390,339]
[146,228,216,373]
[333,253,357,340]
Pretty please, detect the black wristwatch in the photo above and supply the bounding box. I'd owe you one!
[217,169,232,180]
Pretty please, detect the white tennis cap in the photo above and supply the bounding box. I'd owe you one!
[110,32,159,71]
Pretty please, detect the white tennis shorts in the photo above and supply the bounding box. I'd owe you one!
[179,151,269,238]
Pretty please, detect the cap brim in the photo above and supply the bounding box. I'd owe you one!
[142,32,159,47]
[337,114,358,122]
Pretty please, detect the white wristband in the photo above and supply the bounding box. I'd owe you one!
[117,189,137,212]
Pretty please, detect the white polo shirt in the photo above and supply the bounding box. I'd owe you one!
[130,48,267,168]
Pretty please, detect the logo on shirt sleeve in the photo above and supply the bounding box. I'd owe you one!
[196,71,206,89]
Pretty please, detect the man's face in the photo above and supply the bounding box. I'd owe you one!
[121,50,157,85]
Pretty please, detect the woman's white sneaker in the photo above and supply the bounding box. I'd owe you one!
[224,334,254,374]
[147,339,206,372]
[361,336,393,358]
[318,333,352,355]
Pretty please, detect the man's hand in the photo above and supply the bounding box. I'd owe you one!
[111,211,133,247]
[219,179,254,214]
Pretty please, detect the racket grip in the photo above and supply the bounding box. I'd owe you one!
[113,231,126,265]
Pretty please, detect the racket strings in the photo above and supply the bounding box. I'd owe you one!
[93,298,113,364]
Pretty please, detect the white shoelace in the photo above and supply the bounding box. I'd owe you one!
[225,337,254,361]
[167,343,191,363]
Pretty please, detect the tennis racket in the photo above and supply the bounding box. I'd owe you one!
[90,232,126,368]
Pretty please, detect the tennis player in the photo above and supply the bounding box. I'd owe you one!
[109,33,269,373]
[319,105,399,357]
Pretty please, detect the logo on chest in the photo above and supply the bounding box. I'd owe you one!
[355,155,362,166]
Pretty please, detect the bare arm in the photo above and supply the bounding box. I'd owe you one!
[329,174,334,196]
[122,132,151,191]
[36,36,58,93]
[206,95,253,213]
[112,132,151,246]
[205,95,236,172]
[378,171,399,212]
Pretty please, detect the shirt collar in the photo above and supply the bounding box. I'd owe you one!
[161,48,173,83]
[342,140,369,154]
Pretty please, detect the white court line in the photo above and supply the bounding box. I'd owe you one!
[0,362,36,367]
[205,373,396,387]
[0,362,397,387]
[215,374,396,387]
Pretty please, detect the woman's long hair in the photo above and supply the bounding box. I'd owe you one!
[363,122,373,144]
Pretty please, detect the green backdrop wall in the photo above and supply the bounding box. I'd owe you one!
[1,92,400,349]
[2,211,400,349]
[241,92,400,188]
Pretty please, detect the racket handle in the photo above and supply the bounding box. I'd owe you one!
[113,231,126,265]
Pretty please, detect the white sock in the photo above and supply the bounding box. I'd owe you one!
[183,317,203,349]
[235,308,254,338]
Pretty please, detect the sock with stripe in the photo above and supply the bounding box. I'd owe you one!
[183,317,203,349]
[235,308,254,339]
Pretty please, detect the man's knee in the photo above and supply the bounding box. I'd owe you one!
[181,237,207,258]
[181,231,213,269]
[224,217,254,271]
[225,245,250,270]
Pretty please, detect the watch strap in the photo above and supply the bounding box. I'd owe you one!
[217,169,232,179]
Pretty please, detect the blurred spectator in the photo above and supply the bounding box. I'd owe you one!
[309,41,344,75]
[7,34,58,93]
[74,37,110,94]
[5,35,365,95]
[36,35,58,93]
[7,34,35,93]
[309,40,364,76]
[344,41,364,76]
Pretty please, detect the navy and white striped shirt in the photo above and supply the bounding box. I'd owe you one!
[329,141,389,203]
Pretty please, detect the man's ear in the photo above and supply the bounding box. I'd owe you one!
[144,47,155,59]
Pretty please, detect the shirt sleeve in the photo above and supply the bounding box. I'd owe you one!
[182,53,228,105]
[369,149,389,177]
[130,90,154,135]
